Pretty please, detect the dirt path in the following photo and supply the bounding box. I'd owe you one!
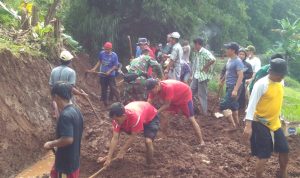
[73,55,300,178]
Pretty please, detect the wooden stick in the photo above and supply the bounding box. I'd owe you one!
[127,35,134,59]
[86,95,101,120]
[86,71,106,75]
[89,166,107,178]
[88,158,118,178]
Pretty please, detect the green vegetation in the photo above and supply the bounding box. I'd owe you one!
[282,77,300,122]
[64,0,300,59]
[269,18,300,81]
[0,38,43,57]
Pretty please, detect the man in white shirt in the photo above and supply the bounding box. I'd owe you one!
[246,45,261,85]
[164,32,183,80]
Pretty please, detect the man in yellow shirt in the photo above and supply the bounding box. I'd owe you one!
[243,58,289,178]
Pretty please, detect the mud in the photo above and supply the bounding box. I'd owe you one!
[3,51,300,178]
[73,56,300,178]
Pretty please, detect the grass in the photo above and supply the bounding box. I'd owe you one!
[0,37,43,57]
[282,78,300,123]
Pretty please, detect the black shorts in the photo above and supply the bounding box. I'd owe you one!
[251,122,289,159]
[144,115,160,140]
[220,84,242,111]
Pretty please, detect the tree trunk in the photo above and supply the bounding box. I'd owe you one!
[20,9,29,30]
[31,6,39,26]
[44,0,61,25]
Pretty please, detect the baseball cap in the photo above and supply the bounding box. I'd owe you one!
[103,42,113,49]
[145,78,159,91]
[269,58,287,76]
[224,42,240,53]
[109,102,125,118]
[60,50,74,61]
[170,32,180,39]
[137,38,148,45]
[246,45,256,52]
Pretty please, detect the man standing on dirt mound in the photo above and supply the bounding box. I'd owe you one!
[146,79,205,145]
[219,42,244,129]
[98,101,160,166]
[164,32,183,80]
[49,50,88,118]
[44,82,84,178]
[88,42,120,106]
[243,58,289,178]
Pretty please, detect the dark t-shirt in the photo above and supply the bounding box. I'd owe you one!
[55,105,84,174]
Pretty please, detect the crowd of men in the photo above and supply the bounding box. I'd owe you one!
[44,31,289,178]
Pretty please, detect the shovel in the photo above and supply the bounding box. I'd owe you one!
[81,89,101,120]
[80,89,111,126]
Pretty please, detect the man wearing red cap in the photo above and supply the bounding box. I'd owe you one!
[89,42,120,106]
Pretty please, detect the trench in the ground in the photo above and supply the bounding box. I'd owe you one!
[16,151,54,177]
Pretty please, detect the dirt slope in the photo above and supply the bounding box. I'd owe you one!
[0,49,54,177]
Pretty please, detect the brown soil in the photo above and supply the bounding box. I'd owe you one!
[0,49,54,177]
[73,55,300,178]
[2,51,300,178]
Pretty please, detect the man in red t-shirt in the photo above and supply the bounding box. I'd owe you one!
[146,79,205,145]
[98,101,160,167]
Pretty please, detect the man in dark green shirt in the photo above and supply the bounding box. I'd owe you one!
[249,54,284,93]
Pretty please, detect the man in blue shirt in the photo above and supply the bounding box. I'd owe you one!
[219,42,244,129]
[89,42,120,106]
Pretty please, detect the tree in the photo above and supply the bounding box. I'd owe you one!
[270,18,300,81]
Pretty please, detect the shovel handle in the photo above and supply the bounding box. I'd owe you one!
[86,71,106,75]
[88,157,118,178]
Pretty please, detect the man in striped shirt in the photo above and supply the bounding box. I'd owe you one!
[190,37,216,116]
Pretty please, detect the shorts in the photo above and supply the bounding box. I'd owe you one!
[144,115,160,140]
[50,166,79,178]
[167,100,194,118]
[220,84,241,111]
[251,122,289,159]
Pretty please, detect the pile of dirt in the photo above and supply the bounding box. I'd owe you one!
[0,49,54,177]
[78,107,300,178]
[72,58,300,178]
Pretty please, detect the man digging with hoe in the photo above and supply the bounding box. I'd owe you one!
[93,101,160,177]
